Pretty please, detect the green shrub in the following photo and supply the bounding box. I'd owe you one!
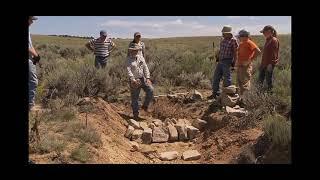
[70,143,92,163]
[31,133,67,154]
[65,121,102,147]
[263,113,291,147]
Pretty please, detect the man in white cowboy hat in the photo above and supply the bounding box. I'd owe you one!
[85,30,116,69]
[208,25,239,99]
[126,43,153,120]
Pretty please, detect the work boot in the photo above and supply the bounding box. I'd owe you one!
[207,93,218,100]
[141,105,151,113]
[133,114,139,121]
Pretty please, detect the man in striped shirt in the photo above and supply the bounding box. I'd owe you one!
[85,30,116,69]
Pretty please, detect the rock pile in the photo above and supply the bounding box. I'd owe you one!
[124,118,202,144]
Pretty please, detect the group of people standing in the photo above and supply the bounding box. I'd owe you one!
[29,16,279,121]
[210,25,279,99]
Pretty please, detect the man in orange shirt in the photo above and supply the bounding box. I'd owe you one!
[236,29,261,95]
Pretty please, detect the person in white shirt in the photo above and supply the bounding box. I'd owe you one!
[127,43,153,120]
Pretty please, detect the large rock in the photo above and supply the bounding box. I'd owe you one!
[226,106,248,117]
[167,94,178,99]
[164,118,173,126]
[167,124,178,141]
[175,123,188,141]
[141,128,152,144]
[159,151,179,161]
[128,119,140,129]
[139,122,149,130]
[140,146,157,154]
[192,90,203,100]
[222,85,237,95]
[220,93,239,107]
[206,113,230,131]
[186,125,200,140]
[130,141,140,152]
[182,150,201,161]
[148,123,156,130]
[192,119,207,130]
[171,118,178,124]
[177,119,191,126]
[77,97,91,105]
[152,127,169,143]
[131,129,143,141]
[124,125,135,139]
[152,119,163,127]
[234,105,241,109]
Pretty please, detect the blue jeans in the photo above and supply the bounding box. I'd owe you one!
[29,59,38,108]
[212,58,233,96]
[95,56,108,69]
[258,64,274,91]
[130,78,154,117]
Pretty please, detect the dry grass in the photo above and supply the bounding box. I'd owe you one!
[263,113,291,147]
[70,143,92,163]
[65,121,102,147]
[30,133,67,154]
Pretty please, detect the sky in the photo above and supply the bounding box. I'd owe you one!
[30,16,291,39]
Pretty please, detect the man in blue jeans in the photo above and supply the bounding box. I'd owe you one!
[28,16,40,110]
[208,25,239,99]
[126,44,153,120]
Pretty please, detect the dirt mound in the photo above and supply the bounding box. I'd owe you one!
[77,97,151,163]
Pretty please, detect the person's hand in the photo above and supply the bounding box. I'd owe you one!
[272,59,279,65]
[131,79,141,88]
[146,78,152,86]
[32,55,41,65]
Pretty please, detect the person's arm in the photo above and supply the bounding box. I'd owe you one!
[109,41,116,53]
[142,58,151,85]
[271,39,280,65]
[232,40,239,67]
[29,33,38,58]
[142,43,146,59]
[85,42,94,51]
[85,40,94,51]
[29,46,38,58]
[215,50,220,63]
[251,48,261,60]
[127,59,135,82]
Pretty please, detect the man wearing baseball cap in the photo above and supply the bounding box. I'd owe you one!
[209,25,239,99]
[28,16,40,111]
[236,29,261,95]
[258,25,279,92]
[126,41,153,120]
[85,30,116,69]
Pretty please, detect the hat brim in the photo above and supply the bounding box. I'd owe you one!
[222,32,232,34]
[134,34,141,37]
[31,17,38,20]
